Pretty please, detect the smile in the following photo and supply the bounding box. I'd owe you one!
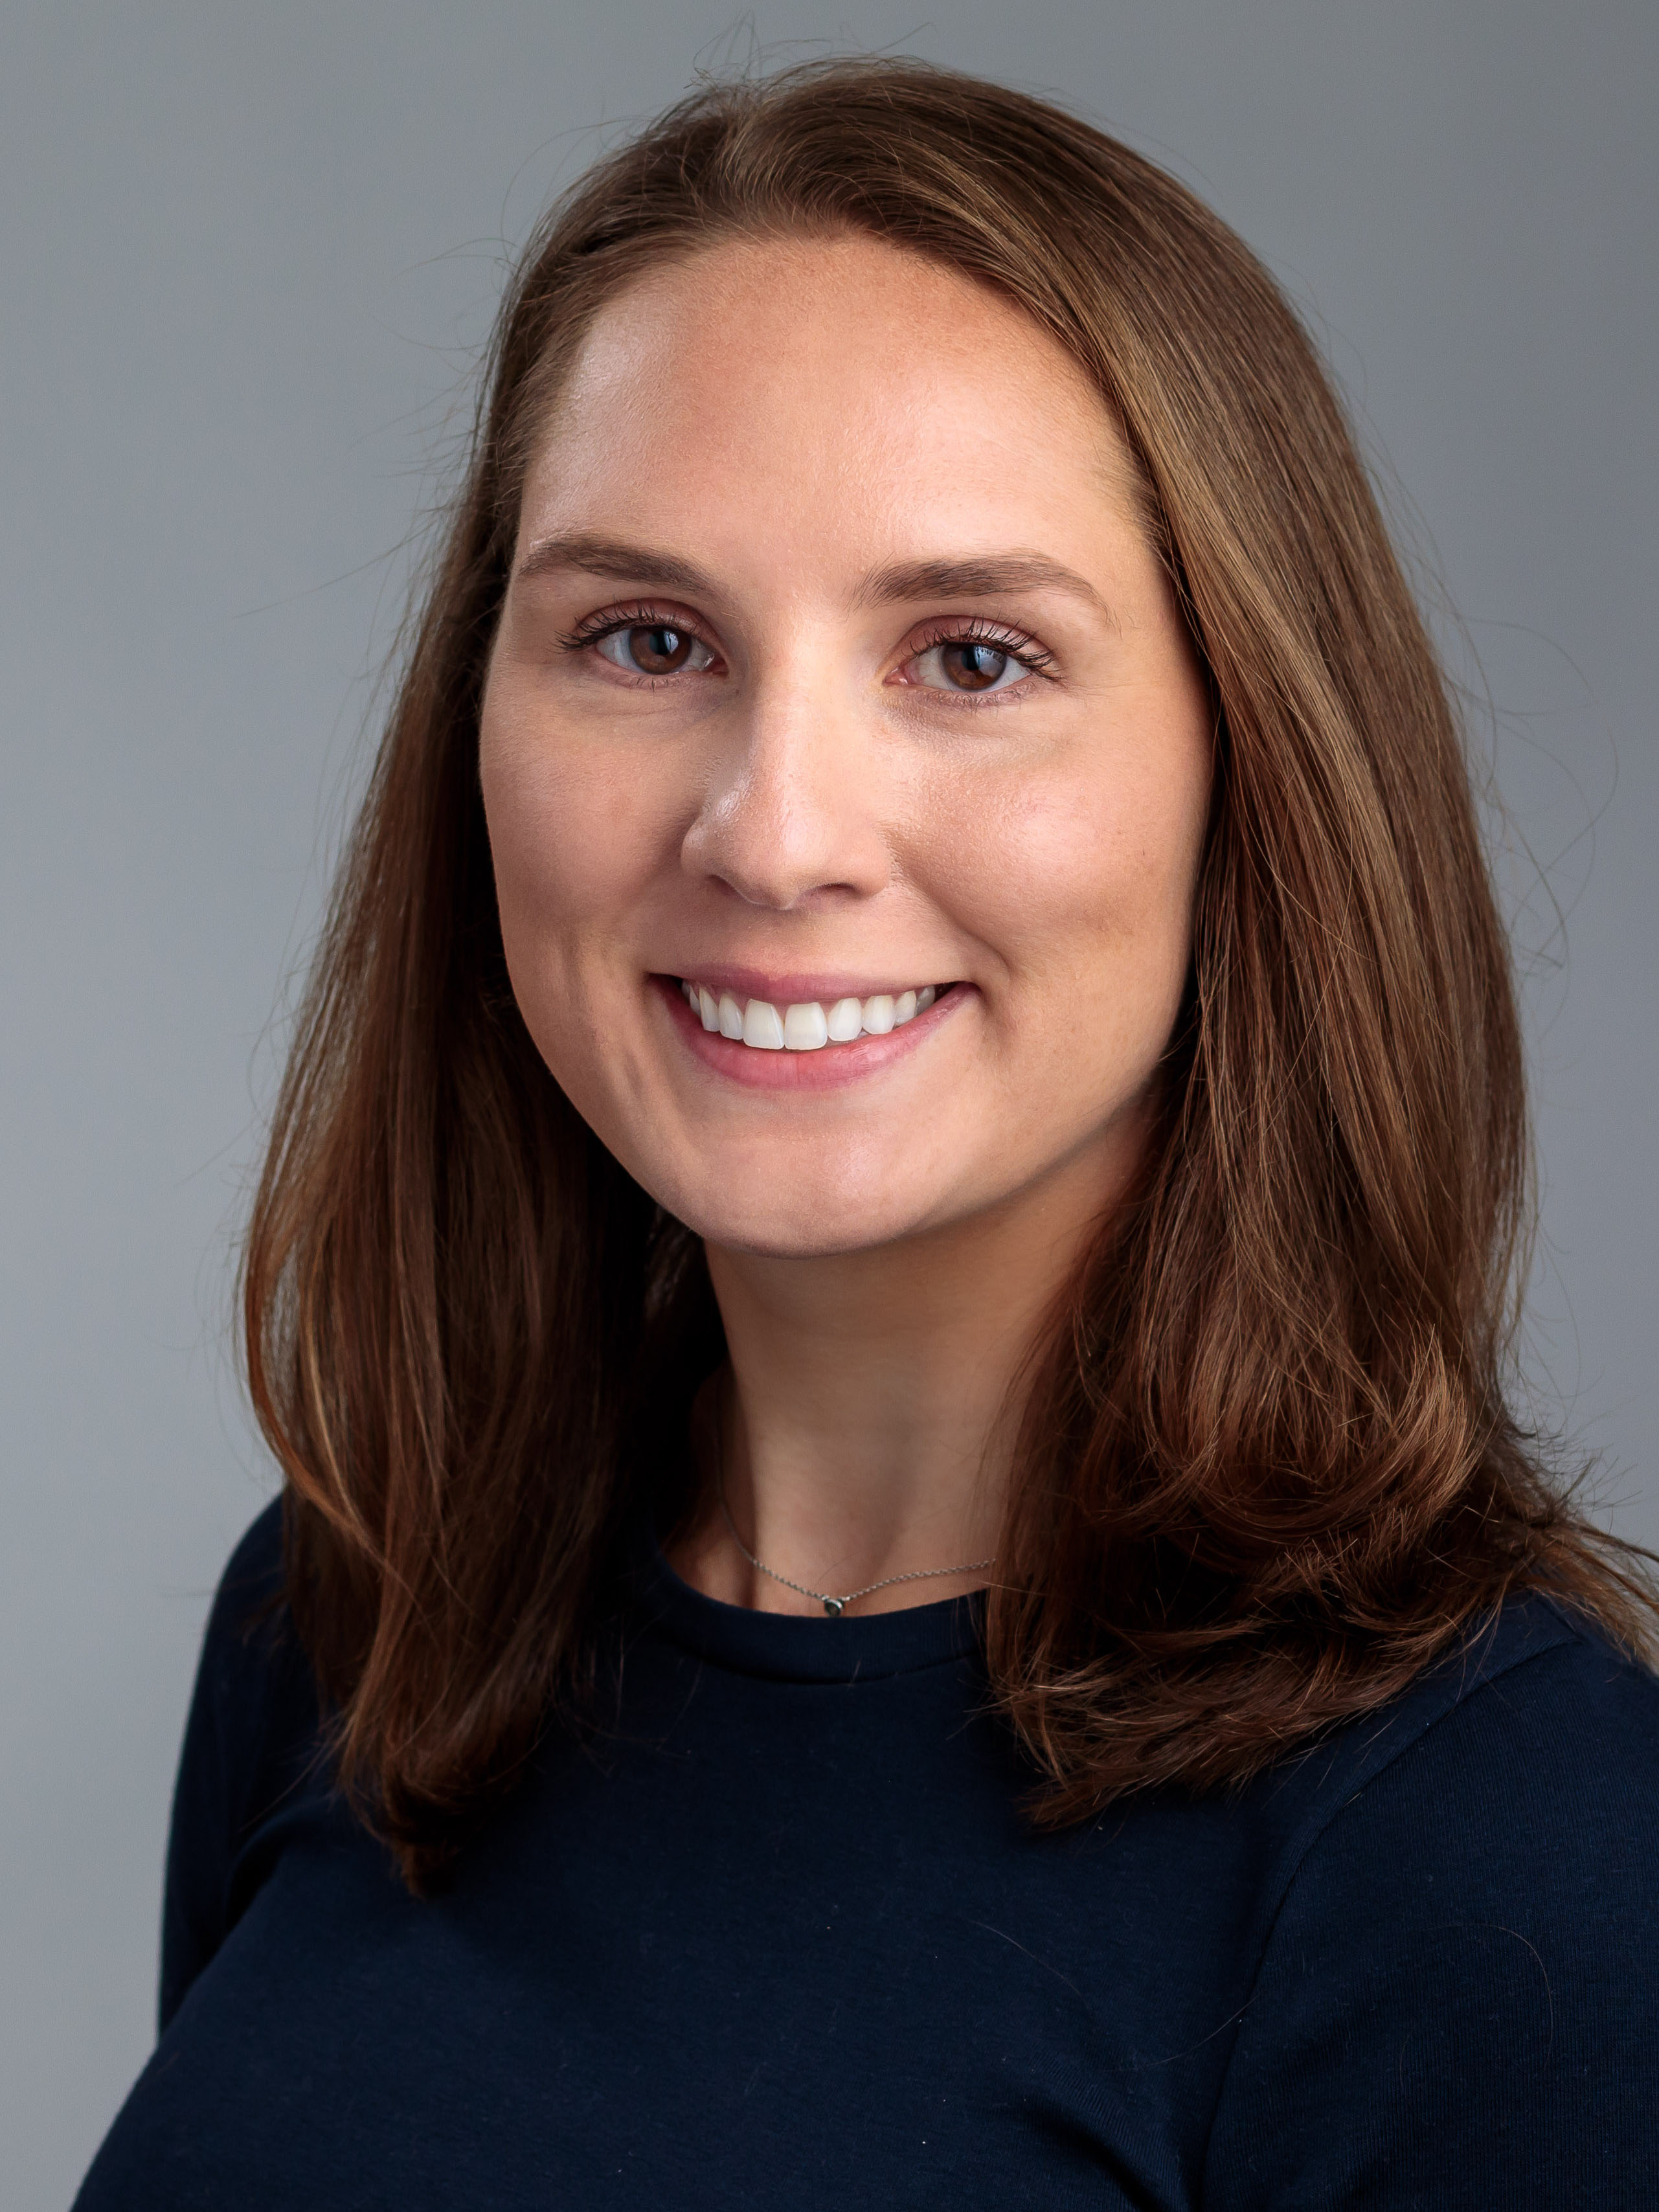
[677,980,941,1051]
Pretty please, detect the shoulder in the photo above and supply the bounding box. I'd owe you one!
[1266,1594,1659,1954]
[193,1493,321,1796]
[188,1497,307,1748]
[203,1495,287,1651]
[1306,1594,1659,1866]
[161,1496,324,2025]
[1206,1601,1659,2206]
[1230,1594,1659,1884]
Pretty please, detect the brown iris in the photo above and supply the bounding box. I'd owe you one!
[939,641,1011,690]
[622,624,694,673]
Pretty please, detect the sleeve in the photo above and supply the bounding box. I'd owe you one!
[158,1497,295,2029]
[1203,1634,1659,2211]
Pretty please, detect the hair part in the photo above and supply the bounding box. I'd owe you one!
[242,56,1655,1888]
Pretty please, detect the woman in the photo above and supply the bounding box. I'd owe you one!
[78,57,1659,2209]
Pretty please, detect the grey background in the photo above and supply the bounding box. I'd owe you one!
[4,2,1654,2202]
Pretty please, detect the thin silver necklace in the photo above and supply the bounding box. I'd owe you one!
[716,1474,993,1618]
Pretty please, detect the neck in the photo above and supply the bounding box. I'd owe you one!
[670,1142,1126,1616]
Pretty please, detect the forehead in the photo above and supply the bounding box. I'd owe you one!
[518,234,1140,562]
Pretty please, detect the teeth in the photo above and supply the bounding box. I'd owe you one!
[783,1002,829,1051]
[681,981,949,1051]
[742,998,785,1050]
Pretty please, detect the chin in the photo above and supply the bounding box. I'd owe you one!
[659,1171,942,1261]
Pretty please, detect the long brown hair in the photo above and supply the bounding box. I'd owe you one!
[243,56,1654,1886]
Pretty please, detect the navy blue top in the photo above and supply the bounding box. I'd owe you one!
[79,1500,1659,2207]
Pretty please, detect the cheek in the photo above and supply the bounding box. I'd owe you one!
[478,695,679,961]
[479,703,684,1153]
[477,700,690,1157]
[917,724,1209,1032]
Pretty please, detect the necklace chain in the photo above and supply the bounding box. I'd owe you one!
[716,1478,993,1618]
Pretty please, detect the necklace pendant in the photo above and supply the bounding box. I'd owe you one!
[822,1596,846,1618]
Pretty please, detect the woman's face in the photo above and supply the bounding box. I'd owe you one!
[480,236,1212,1258]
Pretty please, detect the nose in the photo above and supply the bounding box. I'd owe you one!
[682,662,891,910]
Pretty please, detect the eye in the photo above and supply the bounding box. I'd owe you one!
[594,623,717,678]
[910,638,1034,694]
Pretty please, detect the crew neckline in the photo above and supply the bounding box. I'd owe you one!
[632,1533,984,1683]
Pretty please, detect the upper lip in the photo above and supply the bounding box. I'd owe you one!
[660,965,953,1004]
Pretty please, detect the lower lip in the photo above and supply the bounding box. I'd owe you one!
[653,976,966,1090]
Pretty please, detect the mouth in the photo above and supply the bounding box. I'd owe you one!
[675,978,944,1052]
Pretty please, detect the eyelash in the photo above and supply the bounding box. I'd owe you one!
[556,603,700,665]
[905,617,1057,697]
[557,604,1057,696]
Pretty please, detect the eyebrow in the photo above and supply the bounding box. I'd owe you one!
[514,533,1111,619]
[855,552,1109,616]
[514,532,716,597]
